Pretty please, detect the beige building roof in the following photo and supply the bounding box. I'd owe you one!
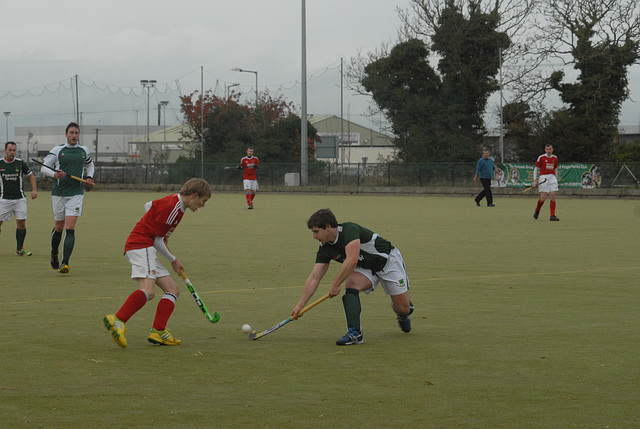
[308,115,393,147]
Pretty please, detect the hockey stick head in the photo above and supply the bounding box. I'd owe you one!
[248,317,292,340]
[521,178,549,194]
[247,294,330,340]
[180,269,220,324]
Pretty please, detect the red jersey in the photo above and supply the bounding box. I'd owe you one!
[535,154,558,176]
[124,194,185,252]
[240,156,260,180]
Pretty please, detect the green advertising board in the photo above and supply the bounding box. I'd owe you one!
[495,164,602,189]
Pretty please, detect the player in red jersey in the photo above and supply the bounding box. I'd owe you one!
[103,178,212,348]
[532,144,560,221]
[238,147,260,209]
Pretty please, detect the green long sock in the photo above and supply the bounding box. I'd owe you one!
[342,288,362,331]
[16,228,26,250]
[62,229,75,265]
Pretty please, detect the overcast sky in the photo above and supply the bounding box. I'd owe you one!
[0,0,409,88]
[1,0,639,137]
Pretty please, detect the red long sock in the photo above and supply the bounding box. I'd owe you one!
[245,193,251,206]
[535,199,544,211]
[116,290,148,323]
[153,293,177,331]
[550,200,556,216]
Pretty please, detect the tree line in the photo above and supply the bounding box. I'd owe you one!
[180,0,640,164]
[350,0,640,163]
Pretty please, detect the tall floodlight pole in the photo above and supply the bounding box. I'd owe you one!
[3,111,10,142]
[75,75,80,125]
[140,80,157,173]
[499,48,504,164]
[300,0,308,186]
[231,68,258,108]
[200,66,204,178]
[340,58,344,178]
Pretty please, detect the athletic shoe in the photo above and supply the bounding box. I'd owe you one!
[487,203,495,207]
[248,204,254,210]
[550,215,560,221]
[58,264,69,274]
[50,253,60,269]
[16,248,32,256]
[533,210,539,220]
[148,329,181,346]
[397,314,412,333]
[335,327,363,346]
[103,314,127,348]
[475,199,480,207]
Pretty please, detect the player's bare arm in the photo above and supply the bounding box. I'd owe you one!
[292,263,329,319]
[29,173,38,199]
[329,239,360,297]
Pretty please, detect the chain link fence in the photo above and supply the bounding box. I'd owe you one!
[31,162,640,189]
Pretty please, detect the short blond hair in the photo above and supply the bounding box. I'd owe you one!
[180,178,212,198]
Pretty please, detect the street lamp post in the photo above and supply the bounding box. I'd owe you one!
[3,111,10,142]
[160,101,169,149]
[231,68,258,107]
[226,83,240,99]
[140,80,157,171]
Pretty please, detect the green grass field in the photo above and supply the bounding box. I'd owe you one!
[1,191,639,428]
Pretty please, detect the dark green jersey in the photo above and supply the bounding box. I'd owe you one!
[45,144,94,197]
[0,157,32,200]
[315,222,394,272]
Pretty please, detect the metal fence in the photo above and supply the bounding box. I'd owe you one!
[32,162,640,189]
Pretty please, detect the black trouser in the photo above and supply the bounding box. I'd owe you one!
[475,178,493,205]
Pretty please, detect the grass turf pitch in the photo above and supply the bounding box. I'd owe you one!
[1,191,639,428]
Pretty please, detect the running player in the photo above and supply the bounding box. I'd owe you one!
[42,122,95,273]
[238,147,260,209]
[0,142,38,255]
[291,209,414,345]
[103,178,211,348]
[532,144,560,221]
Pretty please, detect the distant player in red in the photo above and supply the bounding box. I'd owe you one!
[532,144,559,221]
[103,178,212,348]
[238,147,260,209]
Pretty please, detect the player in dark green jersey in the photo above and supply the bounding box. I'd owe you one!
[291,208,414,345]
[42,122,95,274]
[0,142,38,256]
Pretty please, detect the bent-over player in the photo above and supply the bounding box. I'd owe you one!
[103,178,211,348]
[291,209,414,345]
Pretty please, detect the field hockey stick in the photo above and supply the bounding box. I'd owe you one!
[520,178,547,194]
[31,158,93,185]
[248,293,330,340]
[179,269,220,323]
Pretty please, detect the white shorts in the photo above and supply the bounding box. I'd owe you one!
[355,248,410,296]
[0,198,27,221]
[125,247,171,280]
[51,195,84,221]
[539,174,559,193]
[243,180,259,191]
